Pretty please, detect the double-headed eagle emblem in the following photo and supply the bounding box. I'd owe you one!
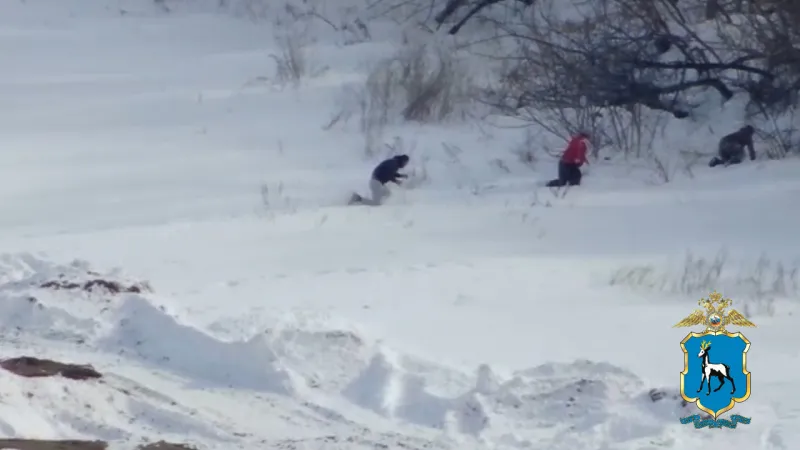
[673,291,756,332]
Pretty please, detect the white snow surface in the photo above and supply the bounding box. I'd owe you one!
[0,0,798,449]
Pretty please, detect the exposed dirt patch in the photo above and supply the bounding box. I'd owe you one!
[648,387,712,419]
[0,440,197,450]
[0,357,102,380]
[137,442,198,450]
[40,277,150,294]
[0,439,107,450]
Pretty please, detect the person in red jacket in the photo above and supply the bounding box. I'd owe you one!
[545,132,590,187]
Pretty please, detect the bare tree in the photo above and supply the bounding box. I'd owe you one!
[712,0,800,156]
[469,0,800,159]
[487,0,768,119]
[361,0,534,33]
[717,0,800,114]
[433,0,534,34]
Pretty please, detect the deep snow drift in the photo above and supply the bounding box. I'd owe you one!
[0,0,798,449]
[0,254,711,449]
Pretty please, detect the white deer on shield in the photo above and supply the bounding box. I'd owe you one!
[697,340,736,395]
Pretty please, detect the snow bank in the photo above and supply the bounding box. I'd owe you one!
[0,364,240,445]
[266,325,372,392]
[0,254,697,448]
[0,253,150,322]
[341,357,691,448]
[99,296,294,394]
[0,253,138,344]
[0,254,294,394]
[0,294,94,344]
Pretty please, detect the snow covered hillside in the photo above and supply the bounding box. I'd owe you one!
[0,0,797,449]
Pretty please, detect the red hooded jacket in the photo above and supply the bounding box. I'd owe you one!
[561,135,589,166]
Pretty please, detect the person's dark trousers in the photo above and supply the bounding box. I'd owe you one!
[545,161,582,187]
[709,155,742,167]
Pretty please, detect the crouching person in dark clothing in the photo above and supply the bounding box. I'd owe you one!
[545,132,590,187]
[709,125,756,167]
[349,154,410,206]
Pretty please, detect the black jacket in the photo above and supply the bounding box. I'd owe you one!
[719,127,756,161]
[372,156,408,184]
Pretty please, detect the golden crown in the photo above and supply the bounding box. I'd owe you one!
[698,291,731,313]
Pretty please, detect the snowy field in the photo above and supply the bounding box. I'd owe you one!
[0,0,798,449]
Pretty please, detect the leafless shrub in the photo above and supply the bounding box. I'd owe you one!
[226,0,333,26]
[270,32,308,86]
[707,1,800,157]
[528,188,553,207]
[278,1,373,46]
[749,108,800,159]
[328,39,475,156]
[648,153,673,183]
[491,157,512,173]
[606,106,669,158]
[476,0,800,165]
[259,181,299,215]
[500,92,673,179]
[269,29,329,87]
[487,0,734,119]
[339,17,372,46]
[344,0,536,35]
[226,0,355,46]
[509,127,539,168]
[368,41,473,123]
[610,250,800,317]
[717,1,800,111]
[321,109,348,130]
[610,250,728,294]
[479,1,691,168]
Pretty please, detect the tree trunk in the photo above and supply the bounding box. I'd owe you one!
[705,0,721,19]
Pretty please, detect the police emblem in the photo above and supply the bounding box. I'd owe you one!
[673,291,755,429]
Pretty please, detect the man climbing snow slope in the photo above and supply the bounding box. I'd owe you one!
[545,132,590,187]
[349,154,410,206]
[709,125,756,167]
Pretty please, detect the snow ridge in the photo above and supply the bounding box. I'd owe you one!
[0,254,692,449]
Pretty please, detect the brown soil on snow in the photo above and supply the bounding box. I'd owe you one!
[137,443,197,450]
[0,358,196,450]
[0,440,196,450]
[0,357,102,381]
[0,440,108,450]
[0,272,193,450]
[39,278,149,294]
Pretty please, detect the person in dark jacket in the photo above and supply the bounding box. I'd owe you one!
[709,125,756,167]
[349,154,410,205]
[545,132,590,187]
